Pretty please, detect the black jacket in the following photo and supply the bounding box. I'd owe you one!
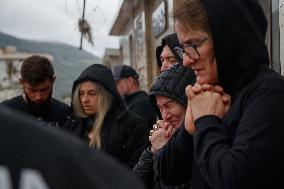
[124,90,157,130]
[134,146,191,189]
[1,95,69,128]
[0,105,146,189]
[63,64,149,168]
[159,0,284,189]
[133,64,195,189]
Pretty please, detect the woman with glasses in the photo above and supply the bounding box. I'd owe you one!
[133,63,196,188]
[156,33,182,72]
[158,0,284,188]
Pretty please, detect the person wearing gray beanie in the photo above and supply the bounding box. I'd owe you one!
[133,63,196,188]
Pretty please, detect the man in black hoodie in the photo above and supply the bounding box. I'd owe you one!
[159,0,284,189]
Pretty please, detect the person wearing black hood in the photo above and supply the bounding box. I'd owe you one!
[156,33,182,72]
[158,0,284,189]
[63,64,149,168]
[133,63,195,189]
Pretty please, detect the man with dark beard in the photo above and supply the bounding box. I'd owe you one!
[1,55,69,128]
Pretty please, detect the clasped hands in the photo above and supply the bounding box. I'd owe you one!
[149,120,175,153]
[185,83,231,135]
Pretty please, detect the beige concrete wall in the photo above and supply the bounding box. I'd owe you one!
[110,0,176,91]
[150,0,174,83]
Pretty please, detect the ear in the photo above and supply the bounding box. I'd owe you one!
[19,78,24,84]
[127,77,134,86]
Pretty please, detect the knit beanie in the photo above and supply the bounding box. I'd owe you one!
[156,33,182,68]
[150,63,196,118]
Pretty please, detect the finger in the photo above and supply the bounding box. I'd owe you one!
[201,84,214,91]
[185,85,195,101]
[192,83,202,93]
[184,102,197,135]
[163,122,169,130]
[164,126,173,137]
[156,120,165,129]
[167,128,177,138]
[153,124,161,131]
[222,93,231,104]
[213,85,224,94]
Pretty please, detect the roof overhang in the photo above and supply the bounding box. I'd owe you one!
[109,0,141,36]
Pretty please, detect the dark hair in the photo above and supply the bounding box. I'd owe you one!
[20,55,54,85]
[156,33,182,68]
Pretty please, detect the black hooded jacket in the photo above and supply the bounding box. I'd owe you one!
[63,64,149,168]
[159,0,284,189]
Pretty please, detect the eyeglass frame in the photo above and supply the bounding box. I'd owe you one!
[174,37,208,60]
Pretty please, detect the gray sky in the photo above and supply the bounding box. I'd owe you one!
[0,0,122,57]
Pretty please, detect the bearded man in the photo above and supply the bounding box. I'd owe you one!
[1,55,69,128]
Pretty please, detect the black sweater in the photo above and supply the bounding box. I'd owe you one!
[159,69,284,189]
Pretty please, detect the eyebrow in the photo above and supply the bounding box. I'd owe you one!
[159,100,174,107]
[161,55,176,59]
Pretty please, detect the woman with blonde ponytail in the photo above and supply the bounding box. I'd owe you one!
[63,64,149,168]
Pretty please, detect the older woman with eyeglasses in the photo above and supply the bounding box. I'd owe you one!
[158,0,284,188]
[133,63,196,189]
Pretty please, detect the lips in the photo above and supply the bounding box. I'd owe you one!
[83,106,92,110]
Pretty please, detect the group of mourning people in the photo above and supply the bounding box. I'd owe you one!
[1,0,284,188]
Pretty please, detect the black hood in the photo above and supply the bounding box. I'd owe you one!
[72,64,124,109]
[156,33,182,68]
[202,0,269,95]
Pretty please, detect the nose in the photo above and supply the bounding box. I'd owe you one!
[182,54,195,68]
[161,110,173,121]
[81,94,89,104]
[34,91,45,102]
[161,60,173,72]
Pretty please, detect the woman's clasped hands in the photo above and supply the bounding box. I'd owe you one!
[185,83,231,135]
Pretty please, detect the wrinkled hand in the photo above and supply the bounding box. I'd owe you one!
[149,120,175,153]
[191,83,231,113]
[184,83,231,135]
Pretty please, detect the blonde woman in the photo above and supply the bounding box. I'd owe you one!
[63,64,149,168]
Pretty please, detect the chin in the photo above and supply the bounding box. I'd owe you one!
[84,110,95,116]
[197,76,213,85]
[196,77,205,84]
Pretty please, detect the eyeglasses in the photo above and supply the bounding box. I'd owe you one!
[174,37,208,60]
